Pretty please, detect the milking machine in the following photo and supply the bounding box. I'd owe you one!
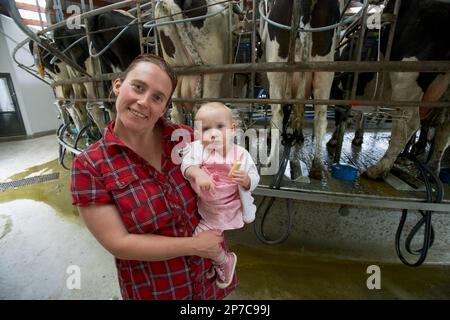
[253,104,300,244]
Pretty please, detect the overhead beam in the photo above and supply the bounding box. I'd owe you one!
[15,2,45,13]
[22,18,48,27]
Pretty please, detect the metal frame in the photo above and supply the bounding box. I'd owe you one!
[254,186,450,213]
[6,0,450,216]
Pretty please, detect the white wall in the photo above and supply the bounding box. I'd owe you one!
[0,14,60,136]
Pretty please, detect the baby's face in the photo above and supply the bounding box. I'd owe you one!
[194,107,235,150]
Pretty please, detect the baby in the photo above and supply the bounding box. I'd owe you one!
[181,102,260,289]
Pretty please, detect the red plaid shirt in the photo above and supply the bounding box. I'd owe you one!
[70,119,237,300]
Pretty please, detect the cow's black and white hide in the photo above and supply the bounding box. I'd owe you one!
[88,10,151,72]
[154,0,237,124]
[262,0,341,179]
[364,0,450,179]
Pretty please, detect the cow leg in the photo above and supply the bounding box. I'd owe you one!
[203,74,223,98]
[170,79,187,124]
[427,121,450,175]
[170,103,185,124]
[310,71,334,180]
[267,72,287,171]
[290,71,309,144]
[84,58,106,132]
[65,102,86,134]
[352,111,365,146]
[366,70,422,179]
[86,103,106,132]
[421,73,450,173]
[54,100,72,127]
[327,106,348,147]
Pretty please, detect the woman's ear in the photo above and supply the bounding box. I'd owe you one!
[112,78,122,96]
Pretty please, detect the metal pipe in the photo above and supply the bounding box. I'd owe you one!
[136,0,144,54]
[35,0,45,30]
[57,134,81,155]
[38,0,142,35]
[50,60,450,85]
[171,60,450,75]
[350,1,368,99]
[376,0,402,101]
[249,0,256,100]
[51,96,450,108]
[228,0,234,98]
[254,187,450,213]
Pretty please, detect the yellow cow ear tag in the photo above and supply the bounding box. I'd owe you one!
[228,160,241,177]
[37,63,45,78]
[33,42,46,78]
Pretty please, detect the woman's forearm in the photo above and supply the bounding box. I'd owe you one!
[112,233,196,261]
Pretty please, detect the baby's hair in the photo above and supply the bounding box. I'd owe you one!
[195,102,234,123]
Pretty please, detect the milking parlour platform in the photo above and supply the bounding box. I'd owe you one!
[255,129,450,213]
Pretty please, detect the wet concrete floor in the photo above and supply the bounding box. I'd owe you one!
[1,134,450,299]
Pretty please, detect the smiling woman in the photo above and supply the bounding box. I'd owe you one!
[70,53,238,300]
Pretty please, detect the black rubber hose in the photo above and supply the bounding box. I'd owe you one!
[394,156,443,267]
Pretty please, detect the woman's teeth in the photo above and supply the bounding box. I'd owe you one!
[128,108,148,119]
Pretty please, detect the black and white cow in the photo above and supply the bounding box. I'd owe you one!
[364,0,450,179]
[154,0,238,124]
[262,0,341,179]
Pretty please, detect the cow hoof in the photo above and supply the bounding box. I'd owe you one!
[326,138,338,148]
[395,156,412,166]
[364,166,385,180]
[352,138,363,146]
[309,161,323,180]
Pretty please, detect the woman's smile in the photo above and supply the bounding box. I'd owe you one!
[127,107,149,120]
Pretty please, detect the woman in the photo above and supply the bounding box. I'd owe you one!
[70,54,237,300]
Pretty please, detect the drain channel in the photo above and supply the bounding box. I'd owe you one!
[0,172,60,191]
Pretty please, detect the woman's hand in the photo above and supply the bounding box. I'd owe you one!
[231,170,251,190]
[192,229,223,259]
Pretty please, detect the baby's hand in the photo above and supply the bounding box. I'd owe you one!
[231,170,251,190]
[195,170,216,194]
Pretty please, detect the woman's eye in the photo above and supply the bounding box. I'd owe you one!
[132,84,143,92]
[218,124,224,129]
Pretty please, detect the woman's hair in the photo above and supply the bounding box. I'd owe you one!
[121,54,178,93]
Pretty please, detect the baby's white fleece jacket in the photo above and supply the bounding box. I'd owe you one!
[181,140,260,224]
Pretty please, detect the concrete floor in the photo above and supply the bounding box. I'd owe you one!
[1,134,450,300]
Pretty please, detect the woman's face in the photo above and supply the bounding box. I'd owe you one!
[113,61,173,134]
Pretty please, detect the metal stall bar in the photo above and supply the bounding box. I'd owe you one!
[170,60,450,74]
[51,96,450,108]
[249,0,257,102]
[50,60,450,85]
[254,187,450,213]
[136,0,145,54]
[376,0,402,101]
